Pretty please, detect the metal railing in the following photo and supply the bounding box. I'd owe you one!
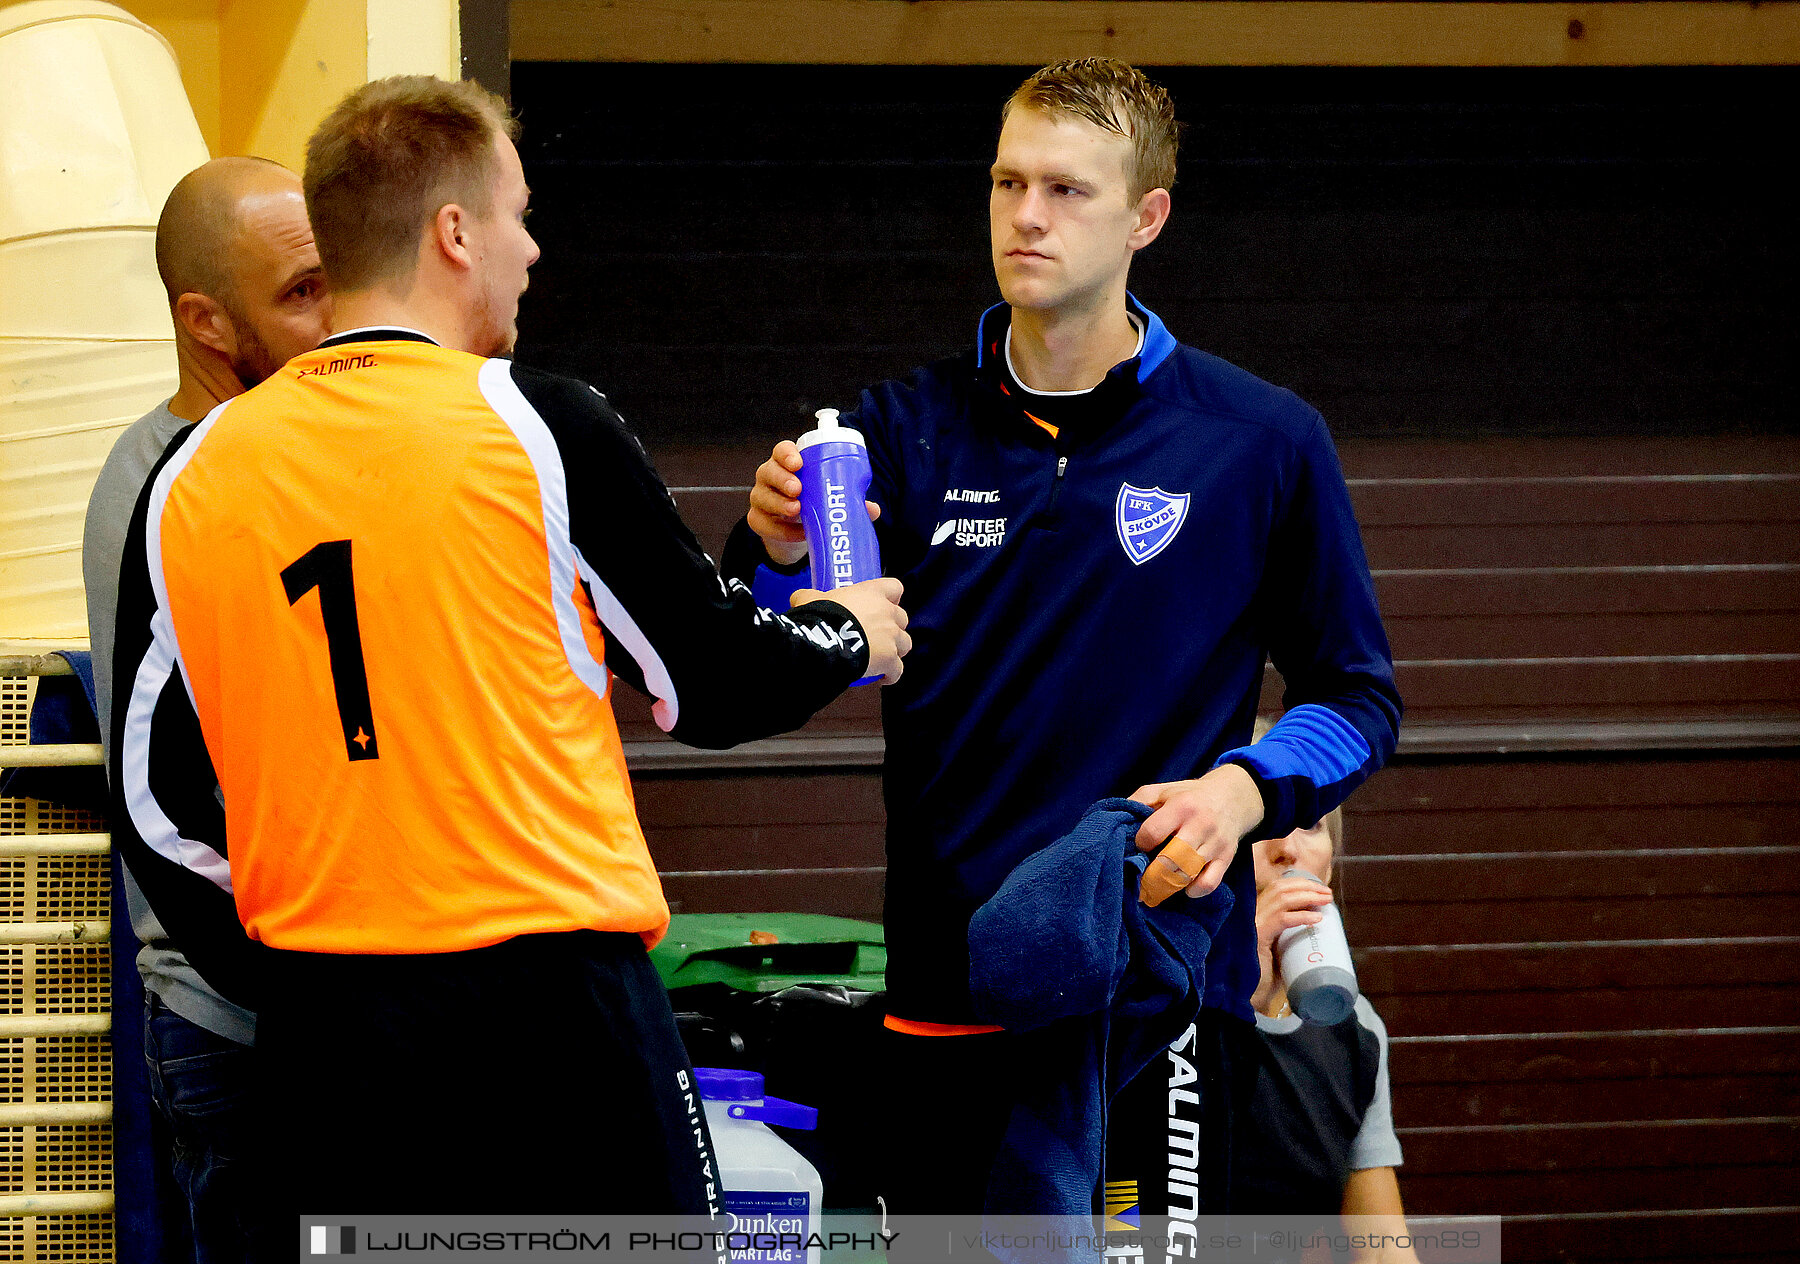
[0,651,115,1219]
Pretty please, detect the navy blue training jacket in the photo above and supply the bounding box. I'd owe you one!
[726,297,1401,1025]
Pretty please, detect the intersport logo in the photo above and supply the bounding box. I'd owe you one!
[930,517,1008,548]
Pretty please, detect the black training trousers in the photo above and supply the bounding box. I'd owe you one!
[246,930,717,1258]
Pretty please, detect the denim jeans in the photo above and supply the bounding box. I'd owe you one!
[144,994,254,1264]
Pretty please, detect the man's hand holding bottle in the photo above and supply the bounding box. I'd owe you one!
[751,416,904,685]
[795,577,910,686]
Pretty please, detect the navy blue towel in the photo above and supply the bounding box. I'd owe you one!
[969,797,1235,1226]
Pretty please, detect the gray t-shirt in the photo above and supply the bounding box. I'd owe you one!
[83,399,255,1046]
[1254,993,1403,1171]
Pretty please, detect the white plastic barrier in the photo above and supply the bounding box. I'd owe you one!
[0,1,207,638]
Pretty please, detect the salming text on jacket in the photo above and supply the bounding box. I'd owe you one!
[112,329,870,1005]
[725,298,1402,1025]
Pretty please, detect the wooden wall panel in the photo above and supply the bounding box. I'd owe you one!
[1363,522,1799,570]
[1360,941,1800,995]
[634,768,887,917]
[1357,805,1790,855]
[1346,848,1800,902]
[1352,477,1800,527]
[659,866,887,920]
[1350,756,1800,818]
[1388,613,1794,660]
[1339,750,1800,1246]
[1400,1117,1800,1173]
[1380,988,1800,1038]
[1484,1207,1800,1263]
[1374,569,1800,619]
[1401,1167,1798,1217]
[641,439,1800,736]
[1349,894,1800,946]
[631,770,885,827]
[645,821,885,874]
[611,671,881,743]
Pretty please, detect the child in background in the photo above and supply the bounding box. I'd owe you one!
[1238,795,1422,1263]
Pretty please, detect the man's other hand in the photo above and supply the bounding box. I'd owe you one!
[793,578,910,684]
[749,440,880,567]
[1130,763,1265,906]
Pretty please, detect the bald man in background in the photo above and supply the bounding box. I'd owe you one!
[84,155,330,1264]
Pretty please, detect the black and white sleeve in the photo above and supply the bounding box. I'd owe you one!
[107,432,269,1010]
[506,365,870,749]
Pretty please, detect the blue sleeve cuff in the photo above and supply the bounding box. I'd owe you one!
[1213,703,1374,839]
[751,559,811,613]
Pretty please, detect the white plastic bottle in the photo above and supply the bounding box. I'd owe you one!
[694,1067,824,1264]
[1275,866,1360,1025]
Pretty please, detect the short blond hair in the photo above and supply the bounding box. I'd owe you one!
[1003,58,1179,200]
[304,75,518,291]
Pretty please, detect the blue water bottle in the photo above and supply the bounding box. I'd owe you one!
[797,408,884,685]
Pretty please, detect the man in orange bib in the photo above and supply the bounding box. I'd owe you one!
[106,76,910,1240]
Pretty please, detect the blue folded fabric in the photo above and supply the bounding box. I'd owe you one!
[969,796,1235,1237]
[0,650,106,812]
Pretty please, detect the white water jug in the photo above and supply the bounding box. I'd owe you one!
[695,1067,824,1264]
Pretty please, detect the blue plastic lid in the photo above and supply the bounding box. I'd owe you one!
[693,1067,763,1102]
[692,1068,819,1130]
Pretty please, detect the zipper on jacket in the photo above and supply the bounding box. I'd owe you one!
[1044,454,1070,516]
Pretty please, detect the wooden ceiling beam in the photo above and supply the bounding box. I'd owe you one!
[512,1,1800,67]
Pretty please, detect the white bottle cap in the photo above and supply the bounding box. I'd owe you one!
[796,407,866,452]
